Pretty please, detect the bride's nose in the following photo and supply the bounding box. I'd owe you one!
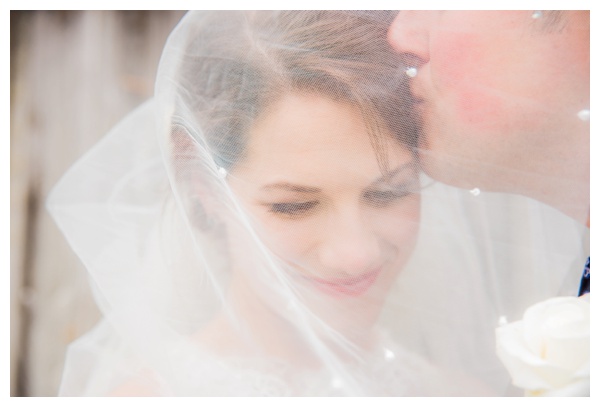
[387,11,434,65]
[317,210,381,277]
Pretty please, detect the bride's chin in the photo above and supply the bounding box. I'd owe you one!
[228,262,396,339]
[195,271,390,367]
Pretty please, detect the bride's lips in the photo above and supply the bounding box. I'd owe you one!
[303,268,382,297]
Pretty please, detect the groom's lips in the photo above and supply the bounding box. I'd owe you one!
[303,268,382,297]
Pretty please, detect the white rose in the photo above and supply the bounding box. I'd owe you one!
[495,296,590,396]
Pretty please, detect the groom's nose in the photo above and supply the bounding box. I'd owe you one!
[387,11,434,66]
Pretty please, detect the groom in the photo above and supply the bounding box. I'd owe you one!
[387,10,590,294]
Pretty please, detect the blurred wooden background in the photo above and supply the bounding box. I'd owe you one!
[10,10,186,396]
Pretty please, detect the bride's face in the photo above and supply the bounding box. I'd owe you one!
[228,92,420,301]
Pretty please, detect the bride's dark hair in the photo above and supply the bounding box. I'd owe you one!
[172,11,419,172]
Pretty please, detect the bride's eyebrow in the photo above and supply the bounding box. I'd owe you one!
[261,182,321,193]
[370,162,417,187]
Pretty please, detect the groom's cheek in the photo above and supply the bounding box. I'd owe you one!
[431,34,507,133]
[432,33,546,137]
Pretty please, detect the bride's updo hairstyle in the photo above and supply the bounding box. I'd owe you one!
[164,11,418,173]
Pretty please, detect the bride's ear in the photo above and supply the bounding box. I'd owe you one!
[170,125,225,232]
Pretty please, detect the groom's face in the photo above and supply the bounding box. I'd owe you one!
[388,11,589,191]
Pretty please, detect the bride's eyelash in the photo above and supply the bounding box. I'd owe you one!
[268,201,318,217]
[363,184,416,207]
[265,179,419,216]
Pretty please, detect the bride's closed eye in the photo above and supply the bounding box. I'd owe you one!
[363,176,420,207]
[267,201,319,218]
[363,188,412,207]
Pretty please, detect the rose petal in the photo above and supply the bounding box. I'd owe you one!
[496,322,582,389]
[532,378,590,397]
[523,297,589,370]
[496,297,590,392]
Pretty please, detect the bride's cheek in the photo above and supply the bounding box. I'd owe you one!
[255,216,321,262]
[375,197,420,248]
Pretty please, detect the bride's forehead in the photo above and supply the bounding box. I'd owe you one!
[246,93,389,152]
[253,93,362,129]
[231,146,413,191]
[226,93,414,183]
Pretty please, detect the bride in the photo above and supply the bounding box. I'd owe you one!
[48,11,587,396]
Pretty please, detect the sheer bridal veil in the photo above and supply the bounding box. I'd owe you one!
[47,11,589,396]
